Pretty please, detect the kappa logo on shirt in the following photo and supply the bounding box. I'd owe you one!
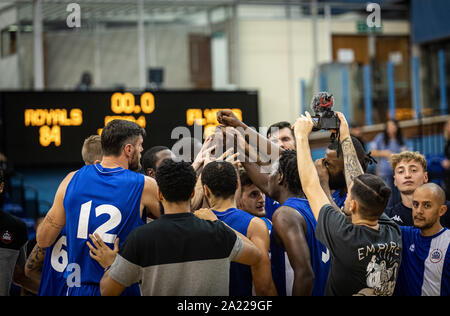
[0,230,14,245]
[391,215,403,223]
[409,244,415,252]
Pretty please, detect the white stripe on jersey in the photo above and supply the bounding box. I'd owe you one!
[421,229,450,296]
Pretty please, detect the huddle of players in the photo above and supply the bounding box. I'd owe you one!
[29,110,449,296]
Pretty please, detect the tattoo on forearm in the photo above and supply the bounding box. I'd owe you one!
[341,137,364,187]
[26,245,46,272]
[43,214,64,230]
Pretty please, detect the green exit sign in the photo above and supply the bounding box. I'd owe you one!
[357,20,383,34]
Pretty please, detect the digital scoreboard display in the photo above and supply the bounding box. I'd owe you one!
[0,90,259,167]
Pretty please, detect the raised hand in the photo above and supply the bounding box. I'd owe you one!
[217,110,245,129]
[292,111,314,139]
[335,112,351,141]
[192,135,216,171]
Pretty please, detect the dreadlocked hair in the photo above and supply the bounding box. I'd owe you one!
[278,150,303,195]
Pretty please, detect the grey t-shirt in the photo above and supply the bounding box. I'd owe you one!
[315,204,402,296]
[109,212,243,296]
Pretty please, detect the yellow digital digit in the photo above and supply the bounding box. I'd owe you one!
[39,125,51,147]
[51,125,61,146]
[111,92,124,114]
[141,92,155,114]
[39,125,61,147]
[123,92,135,114]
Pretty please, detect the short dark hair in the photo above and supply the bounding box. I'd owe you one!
[351,174,391,220]
[155,159,197,202]
[327,136,373,172]
[201,161,237,199]
[101,120,146,157]
[142,146,169,170]
[277,150,303,195]
[267,121,293,138]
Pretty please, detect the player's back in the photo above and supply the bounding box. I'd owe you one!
[271,197,330,296]
[64,164,145,295]
[38,229,68,296]
[212,207,255,296]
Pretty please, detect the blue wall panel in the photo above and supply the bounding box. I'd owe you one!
[411,0,450,44]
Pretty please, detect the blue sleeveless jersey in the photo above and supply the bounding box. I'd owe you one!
[38,229,68,296]
[271,197,330,296]
[265,196,280,221]
[63,164,145,295]
[212,207,255,296]
[261,217,272,236]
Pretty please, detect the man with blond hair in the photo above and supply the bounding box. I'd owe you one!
[82,135,103,165]
[385,151,450,228]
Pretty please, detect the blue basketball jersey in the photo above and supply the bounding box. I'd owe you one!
[63,164,145,295]
[38,229,68,296]
[212,207,255,296]
[265,196,280,221]
[271,197,330,296]
[261,217,272,236]
[332,190,347,209]
[395,227,449,296]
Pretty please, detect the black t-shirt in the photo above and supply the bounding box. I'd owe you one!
[385,201,450,228]
[109,212,243,295]
[0,210,28,251]
[315,204,402,296]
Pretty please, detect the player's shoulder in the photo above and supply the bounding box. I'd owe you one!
[143,174,157,191]
[272,205,306,228]
[59,169,79,191]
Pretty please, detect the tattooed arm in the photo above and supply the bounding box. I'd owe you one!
[37,171,75,248]
[24,244,47,289]
[335,112,364,188]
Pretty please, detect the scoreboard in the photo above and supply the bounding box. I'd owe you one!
[0,90,259,167]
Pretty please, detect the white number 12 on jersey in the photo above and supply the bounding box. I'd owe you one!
[77,201,122,244]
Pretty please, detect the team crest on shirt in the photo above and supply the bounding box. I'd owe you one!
[430,249,443,263]
[0,230,13,245]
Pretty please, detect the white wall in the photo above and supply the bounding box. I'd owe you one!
[238,19,331,127]
[0,7,19,89]
[238,17,410,127]
[44,23,207,90]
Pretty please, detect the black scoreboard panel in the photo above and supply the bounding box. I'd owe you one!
[0,90,259,167]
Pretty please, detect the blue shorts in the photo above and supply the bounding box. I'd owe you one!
[67,283,141,296]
